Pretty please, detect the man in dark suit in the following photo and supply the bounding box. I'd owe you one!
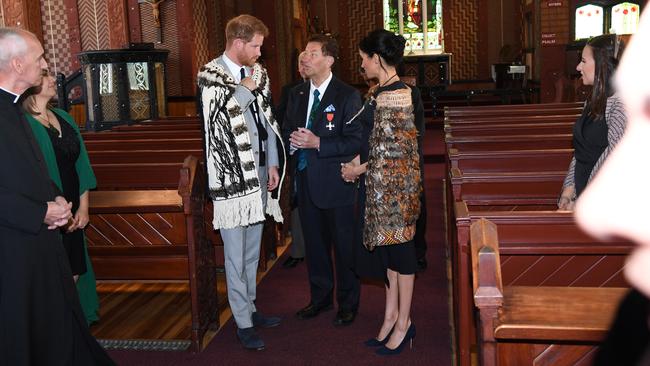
[283,34,362,326]
[275,50,308,269]
[0,28,114,365]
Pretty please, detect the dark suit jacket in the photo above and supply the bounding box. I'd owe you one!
[282,76,362,209]
[0,89,113,365]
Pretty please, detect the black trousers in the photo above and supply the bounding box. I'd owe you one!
[297,169,360,312]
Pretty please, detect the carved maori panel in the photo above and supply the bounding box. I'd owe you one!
[40,0,75,75]
[445,0,479,80]
[106,0,128,48]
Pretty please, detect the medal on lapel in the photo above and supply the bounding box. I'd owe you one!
[324,104,336,131]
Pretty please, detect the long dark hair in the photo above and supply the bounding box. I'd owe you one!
[586,34,625,120]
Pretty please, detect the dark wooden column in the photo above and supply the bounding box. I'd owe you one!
[127,0,143,44]
[255,0,281,97]
[2,0,44,43]
[175,0,198,96]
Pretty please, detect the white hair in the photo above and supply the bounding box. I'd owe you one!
[0,28,31,72]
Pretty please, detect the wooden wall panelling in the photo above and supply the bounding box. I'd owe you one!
[78,0,110,51]
[62,0,82,71]
[106,0,129,47]
[175,0,196,95]
[444,0,480,81]
[127,0,142,43]
[2,0,44,40]
[40,0,76,76]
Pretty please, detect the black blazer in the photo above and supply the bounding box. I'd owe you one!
[282,76,362,209]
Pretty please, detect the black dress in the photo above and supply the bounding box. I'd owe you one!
[46,113,87,276]
[573,107,608,197]
[354,81,421,280]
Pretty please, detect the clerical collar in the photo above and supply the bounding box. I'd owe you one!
[0,86,21,103]
[222,53,247,83]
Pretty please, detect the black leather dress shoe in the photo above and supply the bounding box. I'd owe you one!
[282,256,304,268]
[333,309,356,326]
[296,302,333,319]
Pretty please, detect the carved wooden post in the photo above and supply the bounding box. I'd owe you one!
[106,0,130,48]
[1,0,43,42]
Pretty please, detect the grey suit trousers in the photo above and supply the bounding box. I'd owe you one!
[220,167,267,329]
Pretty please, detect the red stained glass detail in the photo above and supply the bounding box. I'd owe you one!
[579,10,584,15]
[623,9,629,15]
[587,12,592,17]
[595,10,599,14]
[632,7,637,12]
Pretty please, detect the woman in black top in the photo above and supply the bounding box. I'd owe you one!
[342,29,424,355]
[558,34,627,209]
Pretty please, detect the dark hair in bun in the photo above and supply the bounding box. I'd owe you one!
[359,29,406,66]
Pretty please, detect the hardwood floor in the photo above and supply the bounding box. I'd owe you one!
[90,244,286,345]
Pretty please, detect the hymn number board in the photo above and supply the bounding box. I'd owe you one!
[541,1,571,46]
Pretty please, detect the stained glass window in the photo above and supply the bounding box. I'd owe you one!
[575,4,604,40]
[383,0,444,56]
[611,2,640,34]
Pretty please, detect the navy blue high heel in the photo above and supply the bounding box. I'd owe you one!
[375,323,416,355]
[364,326,394,347]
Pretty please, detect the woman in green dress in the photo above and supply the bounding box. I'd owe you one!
[21,72,100,325]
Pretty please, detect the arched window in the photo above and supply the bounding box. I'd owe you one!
[575,4,604,40]
[383,0,444,56]
[611,2,640,34]
[574,1,641,40]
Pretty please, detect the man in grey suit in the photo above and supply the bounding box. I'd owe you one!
[197,14,285,351]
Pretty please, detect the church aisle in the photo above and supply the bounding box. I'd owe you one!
[107,162,451,365]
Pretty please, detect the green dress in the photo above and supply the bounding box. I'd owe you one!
[26,108,100,325]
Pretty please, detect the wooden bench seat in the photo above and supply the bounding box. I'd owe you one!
[88,156,218,352]
[470,218,627,365]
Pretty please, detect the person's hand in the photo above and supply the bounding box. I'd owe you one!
[268,166,280,191]
[341,155,361,183]
[289,128,320,150]
[241,77,257,92]
[68,207,89,232]
[44,197,72,229]
[557,196,575,211]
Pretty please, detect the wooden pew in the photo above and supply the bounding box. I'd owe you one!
[451,202,632,366]
[470,218,627,366]
[445,134,573,152]
[88,156,218,352]
[88,149,204,164]
[450,168,564,207]
[443,102,583,118]
[110,124,202,132]
[445,122,574,137]
[82,130,200,140]
[448,148,573,173]
[445,114,578,125]
[85,138,203,150]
